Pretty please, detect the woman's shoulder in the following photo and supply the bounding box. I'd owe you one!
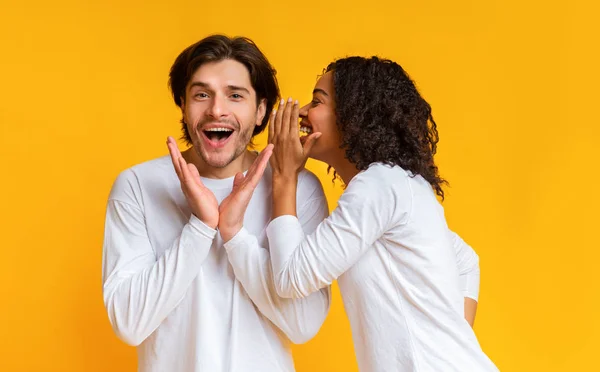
[350,163,411,189]
[340,163,413,227]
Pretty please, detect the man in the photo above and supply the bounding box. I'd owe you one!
[102,35,331,372]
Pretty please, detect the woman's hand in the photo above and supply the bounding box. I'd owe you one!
[268,98,321,183]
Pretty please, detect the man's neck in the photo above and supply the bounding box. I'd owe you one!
[182,147,257,179]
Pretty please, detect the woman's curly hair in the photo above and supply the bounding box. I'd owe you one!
[326,56,448,199]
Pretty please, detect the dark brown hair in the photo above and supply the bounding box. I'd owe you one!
[169,35,279,144]
[327,56,448,199]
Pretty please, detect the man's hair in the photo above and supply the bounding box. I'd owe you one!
[326,56,448,199]
[169,35,279,144]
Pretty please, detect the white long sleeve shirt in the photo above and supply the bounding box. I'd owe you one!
[261,163,498,372]
[102,156,330,372]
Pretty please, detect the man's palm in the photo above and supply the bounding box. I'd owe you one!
[167,137,219,228]
[219,145,274,241]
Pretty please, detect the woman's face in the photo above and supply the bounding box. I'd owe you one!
[299,71,342,163]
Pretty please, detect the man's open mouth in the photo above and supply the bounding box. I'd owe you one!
[203,128,234,142]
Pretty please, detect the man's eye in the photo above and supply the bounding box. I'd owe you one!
[195,93,208,98]
[231,94,242,99]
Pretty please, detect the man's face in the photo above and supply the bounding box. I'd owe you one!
[181,59,266,168]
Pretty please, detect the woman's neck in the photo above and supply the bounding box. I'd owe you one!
[327,155,360,185]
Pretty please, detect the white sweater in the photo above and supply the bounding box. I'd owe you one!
[263,163,498,372]
[102,156,331,372]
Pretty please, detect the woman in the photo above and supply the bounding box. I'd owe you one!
[266,56,498,371]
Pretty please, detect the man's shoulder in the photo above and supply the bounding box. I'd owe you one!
[259,165,321,192]
[296,168,327,205]
[109,155,173,203]
[127,155,172,176]
[297,168,322,191]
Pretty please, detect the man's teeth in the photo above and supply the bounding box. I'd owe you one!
[299,126,312,134]
[205,128,233,132]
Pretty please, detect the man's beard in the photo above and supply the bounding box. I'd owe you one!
[192,119,255,169]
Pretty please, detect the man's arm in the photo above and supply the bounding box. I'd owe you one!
[102,172,215,346]
[223,172,331,344]
[104,139,222,345]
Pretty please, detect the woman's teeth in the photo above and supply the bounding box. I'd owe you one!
[299,126,312,134]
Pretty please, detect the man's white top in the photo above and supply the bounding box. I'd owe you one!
[257,163,498,372]
[102,156,331,372]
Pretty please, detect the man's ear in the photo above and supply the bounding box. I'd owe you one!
[256,98,267,127]
[179,96,186,114]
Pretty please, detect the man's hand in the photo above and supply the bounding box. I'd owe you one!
[167,136,219,229]
[218,144,274,242]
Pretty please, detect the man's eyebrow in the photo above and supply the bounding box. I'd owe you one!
[188,82,250,94]
[188,81,211,90]
[228,85,250,94]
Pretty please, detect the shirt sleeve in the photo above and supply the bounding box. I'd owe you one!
[449,230,480,301]
[102,171,215,346]
[267,171,409,299]
[223,171,331,344]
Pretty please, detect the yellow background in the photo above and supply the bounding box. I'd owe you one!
[1,0,598,370]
